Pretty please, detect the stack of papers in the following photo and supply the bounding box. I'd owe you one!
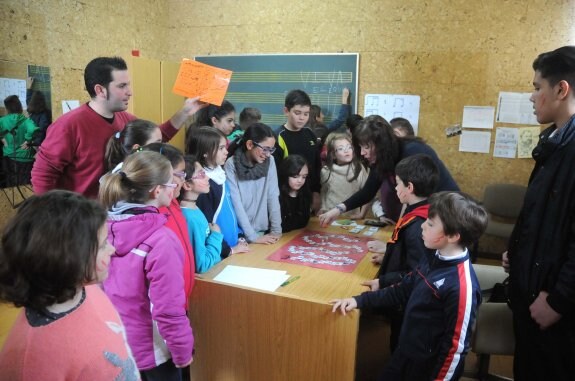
[213,265,291,292]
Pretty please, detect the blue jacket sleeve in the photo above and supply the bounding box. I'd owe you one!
[354,270,417,309]
[183,209,223,273]
[327,104,351,131]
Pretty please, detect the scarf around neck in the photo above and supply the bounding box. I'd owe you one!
[205,165,227,185]
[233,147,270,181]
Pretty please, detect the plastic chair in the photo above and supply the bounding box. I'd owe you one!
[471,264,515,381]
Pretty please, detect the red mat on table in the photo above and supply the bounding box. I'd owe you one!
[267,230,369,273]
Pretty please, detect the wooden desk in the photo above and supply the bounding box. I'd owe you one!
[189,219,391,381]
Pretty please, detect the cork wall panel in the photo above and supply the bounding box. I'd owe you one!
[0,0,574,217]
[0,0,169,120]
[164,0,575,199]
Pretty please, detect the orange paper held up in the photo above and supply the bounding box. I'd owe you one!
[172,59,232,106]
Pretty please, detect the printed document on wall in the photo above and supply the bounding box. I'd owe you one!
[496,92,539,125]
[493,127,519,158]
[459,130,491,153]
[0,78,27,109]
[364,94,420,134]
[462,106,495,129]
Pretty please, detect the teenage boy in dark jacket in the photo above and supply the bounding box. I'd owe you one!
[503,45,575,380]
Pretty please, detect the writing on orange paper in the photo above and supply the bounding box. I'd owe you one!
[172,59,232,106]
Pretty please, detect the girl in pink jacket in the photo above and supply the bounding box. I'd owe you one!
[99,151,193,381]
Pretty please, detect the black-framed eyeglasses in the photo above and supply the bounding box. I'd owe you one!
[253,141,276,155]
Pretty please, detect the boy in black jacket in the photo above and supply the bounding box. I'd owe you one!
[332,192,488,381]
[273,89,322,212]
[362,153,438,351]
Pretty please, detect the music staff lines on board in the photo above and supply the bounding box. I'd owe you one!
[231,71,353,83]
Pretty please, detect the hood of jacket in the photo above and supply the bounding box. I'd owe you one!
[107,203,168,257]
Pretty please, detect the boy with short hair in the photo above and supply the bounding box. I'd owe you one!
[332,191,488,381]
[504,45,575,379]
[273,89,321,211]
[363,154,439,351]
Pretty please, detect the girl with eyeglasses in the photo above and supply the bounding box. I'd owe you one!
[319,132,369,219]
[224,123,282,244]
[179,155,224,273]
[143,143,196,310]
[99,151,193,381]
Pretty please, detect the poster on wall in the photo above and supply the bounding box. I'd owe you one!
[461,106,495,129]
[493,127,519,158]
[459,130,491,154]
[496,92,539,125]
[0,78,27,109]
[364,94,420,135]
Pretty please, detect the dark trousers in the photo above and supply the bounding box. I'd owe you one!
[513,307,575,381]
[1,157,33,187]
[140,359,182,381]
[378,349,465,381]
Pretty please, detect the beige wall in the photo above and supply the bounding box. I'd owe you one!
[1,0,575,212]
[164,0,575,198]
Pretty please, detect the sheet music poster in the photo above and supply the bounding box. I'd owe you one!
[364,94,421,135]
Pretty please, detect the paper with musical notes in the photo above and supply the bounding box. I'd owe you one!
[172,59,232,106]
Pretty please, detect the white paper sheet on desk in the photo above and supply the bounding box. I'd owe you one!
[213,265,291,292]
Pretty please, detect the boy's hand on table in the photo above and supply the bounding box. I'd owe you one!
[361,279,380,291]
[330,298,357,315]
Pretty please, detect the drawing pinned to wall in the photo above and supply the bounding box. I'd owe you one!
[493,127,519,158]
[364,94,420,134]
[0,78,27,110]
[461,106,495,129]
[459,130,491,154]
[496,92,539,125]
[517,127,541,158]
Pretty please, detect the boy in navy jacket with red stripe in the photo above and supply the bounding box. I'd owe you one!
[332,192,488,381]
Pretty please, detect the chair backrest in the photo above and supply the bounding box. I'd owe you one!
[482,183,527,219]
[473,264,508,292]
[471,264,515,356]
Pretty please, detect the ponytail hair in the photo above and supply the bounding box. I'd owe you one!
[191,100,235,128]
[104,119,160,172]
[99,151,172,209]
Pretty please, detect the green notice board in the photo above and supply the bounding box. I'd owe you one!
[195,54,358,128]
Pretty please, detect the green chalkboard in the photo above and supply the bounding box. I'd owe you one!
[195,54,358,128]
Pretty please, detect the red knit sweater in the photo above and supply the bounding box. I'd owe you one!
[31,103,177,198]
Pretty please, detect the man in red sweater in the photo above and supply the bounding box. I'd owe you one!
[32,56,205,198]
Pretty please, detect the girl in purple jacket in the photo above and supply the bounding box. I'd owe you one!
[99,151,193,381]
